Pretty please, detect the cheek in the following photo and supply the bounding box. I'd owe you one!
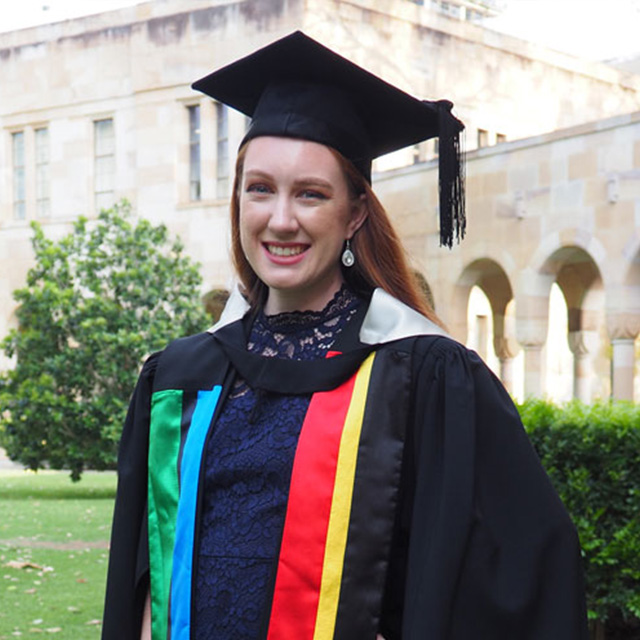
[327,206,356,244]
[237,211,256,264]
[238,204,259,246]
[238,225,249,256]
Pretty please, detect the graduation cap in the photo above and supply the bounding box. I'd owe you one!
[192,30,465,247]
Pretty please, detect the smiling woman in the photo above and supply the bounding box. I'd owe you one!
[238,137,367,315]
[102,31,588,640]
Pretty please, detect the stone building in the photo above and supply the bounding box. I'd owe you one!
[1,0,639,401]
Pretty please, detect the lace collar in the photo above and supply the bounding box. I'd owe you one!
[256,285,360,333]
[247,285,362,360]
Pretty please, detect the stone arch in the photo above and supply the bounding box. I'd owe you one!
[622,229,640,290]
[516,230,607,346]
[542,245,604,330]
[412,269,436,312]
[202,288,230,323]
[552,247,604,401]
[527,228,609,289]
[607,233,640,400]
[518,238,605,400]
[453,258,514,337]
[452,258,517,391]
[612,229,640,333]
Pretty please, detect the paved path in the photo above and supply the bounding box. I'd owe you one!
[0,447,23,471]
[0,537,109,550]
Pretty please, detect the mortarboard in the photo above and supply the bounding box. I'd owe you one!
[193,30,465,247]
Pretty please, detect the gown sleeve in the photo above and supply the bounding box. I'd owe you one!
[399,337,588,640]
[102,353,160,640]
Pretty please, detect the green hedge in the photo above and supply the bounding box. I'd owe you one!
[519,399,640,626]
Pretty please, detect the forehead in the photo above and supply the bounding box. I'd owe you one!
[243,136,343,176]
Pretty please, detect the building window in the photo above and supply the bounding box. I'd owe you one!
[413,141,433,164]
[496,133,507,144]
[94,118,115,212]
[438,1,462,18]
[465,8,483,22]
[477,128,489,148]
[188,105,201,201]
[413,144,421,164]
[216,103,229,197]
[35,127,50,217]
[12,131,26,220]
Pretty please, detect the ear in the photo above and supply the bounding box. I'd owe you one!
[346,193,368,239]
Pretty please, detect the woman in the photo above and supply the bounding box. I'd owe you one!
[103,32,588,640]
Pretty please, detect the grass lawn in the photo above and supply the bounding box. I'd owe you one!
[0,470,116,639]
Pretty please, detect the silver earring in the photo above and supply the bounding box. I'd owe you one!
[341,239,355,267]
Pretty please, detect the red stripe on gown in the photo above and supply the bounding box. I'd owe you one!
[266,372,356,639]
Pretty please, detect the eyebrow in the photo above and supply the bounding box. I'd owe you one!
[243,170,334,191]
[294,177,334,191]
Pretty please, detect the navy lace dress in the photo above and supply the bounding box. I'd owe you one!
[194,287,362,638]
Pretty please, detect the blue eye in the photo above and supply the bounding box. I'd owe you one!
[300,189,326,200]
[246,183,271,194]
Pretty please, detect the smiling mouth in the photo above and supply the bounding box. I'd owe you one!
[264,244,308,257]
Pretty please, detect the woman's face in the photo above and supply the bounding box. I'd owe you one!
[239,136,366,315]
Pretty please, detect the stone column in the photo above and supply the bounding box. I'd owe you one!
[516,281,552,399]
[607,312,640,401]
[494,336,518,395]
[611,338,635,400]
[475,314,489,361]
[568,331,591,403]
[521,343,544,398]
[516,315,548,399]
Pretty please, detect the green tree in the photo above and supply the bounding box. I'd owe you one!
[0,202,209,480]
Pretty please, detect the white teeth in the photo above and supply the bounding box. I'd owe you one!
[267,245,305,256]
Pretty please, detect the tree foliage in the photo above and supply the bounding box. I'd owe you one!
[0,202,209,480]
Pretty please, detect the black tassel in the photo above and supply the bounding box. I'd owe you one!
[436,100,466,248]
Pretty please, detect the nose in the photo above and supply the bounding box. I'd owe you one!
[268,195,299,235]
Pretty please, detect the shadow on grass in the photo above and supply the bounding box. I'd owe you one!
[0,470,116,500]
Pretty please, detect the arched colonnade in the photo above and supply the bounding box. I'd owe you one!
[443,229,640,402]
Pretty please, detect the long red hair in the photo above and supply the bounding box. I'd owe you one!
[230,141,443,326]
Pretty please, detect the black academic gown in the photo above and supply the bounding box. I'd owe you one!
[102,288,588,640]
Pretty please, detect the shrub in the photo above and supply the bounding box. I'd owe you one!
[520,398,640,627]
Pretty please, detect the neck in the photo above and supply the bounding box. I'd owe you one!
[264,280,346,315]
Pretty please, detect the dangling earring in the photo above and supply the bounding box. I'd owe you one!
[341,239,355,267]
